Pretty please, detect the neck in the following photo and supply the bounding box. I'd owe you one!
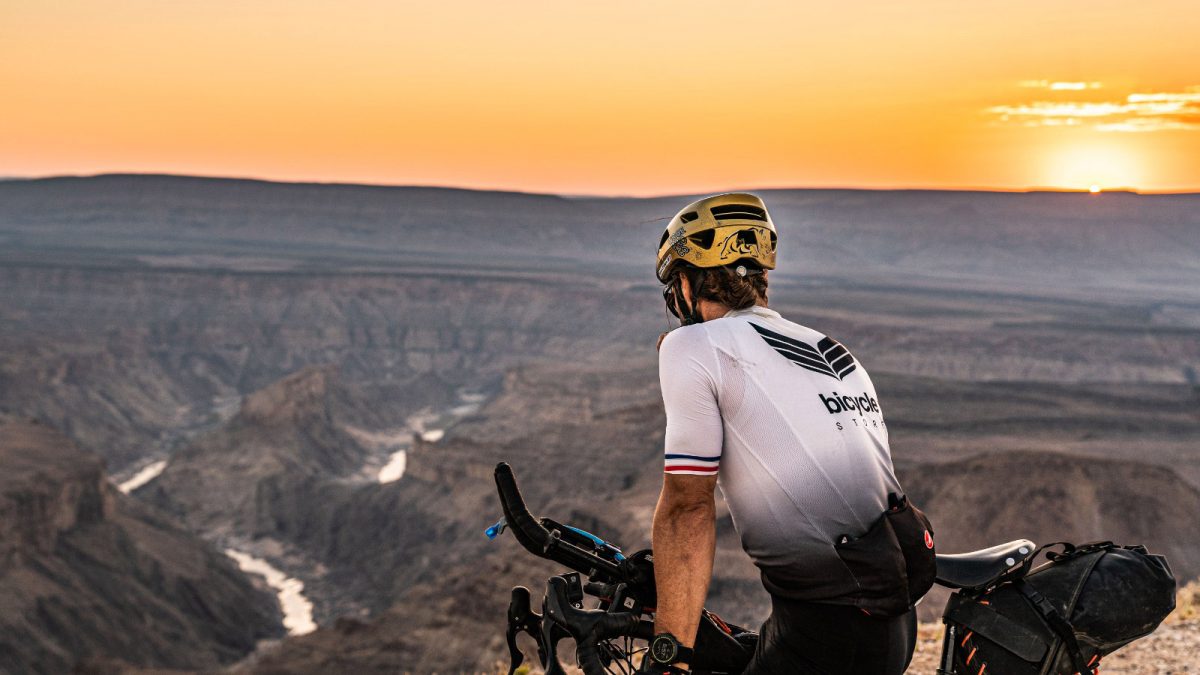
[697,299,732,322]
[700,300,768,322]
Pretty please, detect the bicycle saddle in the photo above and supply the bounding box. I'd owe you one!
[935,539,1036,591]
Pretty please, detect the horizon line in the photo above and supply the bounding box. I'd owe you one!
[4,170,1199,199]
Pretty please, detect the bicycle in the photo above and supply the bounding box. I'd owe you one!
[488,462,1039,675]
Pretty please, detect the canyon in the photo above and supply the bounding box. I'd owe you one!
[0,174,1196,671]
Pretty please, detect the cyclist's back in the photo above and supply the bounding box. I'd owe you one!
[660,305,902,604]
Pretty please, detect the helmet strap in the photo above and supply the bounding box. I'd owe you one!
[679,269,708,326]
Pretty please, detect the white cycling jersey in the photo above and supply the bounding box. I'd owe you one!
[658,304,903,600]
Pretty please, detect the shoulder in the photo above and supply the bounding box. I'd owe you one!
[659,324,713,359]
[658,326,720,382]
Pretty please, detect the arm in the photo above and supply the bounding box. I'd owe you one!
[652,473,717,661]
[654,328,723,666]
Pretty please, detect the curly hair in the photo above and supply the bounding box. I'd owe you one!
[684,265,769,310]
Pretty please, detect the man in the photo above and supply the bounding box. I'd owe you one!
[646,193,925,674]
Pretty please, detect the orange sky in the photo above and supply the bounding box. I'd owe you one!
[2,1,1198,195]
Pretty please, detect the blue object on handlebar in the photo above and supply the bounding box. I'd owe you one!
[564,525,626,562]
[485,517,507,540]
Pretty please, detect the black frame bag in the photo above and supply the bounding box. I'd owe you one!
[944,541,1175,674]
[829,493,937,616]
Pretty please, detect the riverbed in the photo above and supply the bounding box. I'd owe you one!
[116,460,168,494]
[224,549,317,636]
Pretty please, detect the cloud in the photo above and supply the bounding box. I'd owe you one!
[1019,80,1103,91]
[1094,118,1199,133]
[1126,89,1200,104]
[988,102,1126,118]
[987,84,1200,132]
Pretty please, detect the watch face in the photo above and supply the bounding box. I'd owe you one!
[650,635,678,663]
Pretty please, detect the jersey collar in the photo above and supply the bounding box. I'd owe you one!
[722,305,780,320]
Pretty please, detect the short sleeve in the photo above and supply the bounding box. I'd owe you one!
[658,327,724,475]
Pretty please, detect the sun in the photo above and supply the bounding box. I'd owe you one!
[1043,143,1142,192]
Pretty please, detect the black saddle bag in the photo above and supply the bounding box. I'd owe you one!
[944,541,1175,674]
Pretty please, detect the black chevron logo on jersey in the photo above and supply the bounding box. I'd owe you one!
[750,323,858,381]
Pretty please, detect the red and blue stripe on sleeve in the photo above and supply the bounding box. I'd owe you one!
[664,453,720,476]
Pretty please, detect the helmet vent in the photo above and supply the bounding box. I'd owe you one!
[687,230,715,249]
[659,230,671,248]
[679,211,699,224]
[710,204,767,222]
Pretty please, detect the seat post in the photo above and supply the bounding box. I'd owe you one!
[937,621,957,674]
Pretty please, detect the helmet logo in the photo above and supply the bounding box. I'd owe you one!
[719,229,762,259]
[671,240,691,256]
[657,254,673,278]
[666,227,688,246]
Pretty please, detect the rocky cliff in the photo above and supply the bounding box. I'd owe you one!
[901,450,1200,581]
[900,450,1200,620]
[143,365,399,537]
[141,364,466,621]
[0,419,282,674]
[0,262,662,471]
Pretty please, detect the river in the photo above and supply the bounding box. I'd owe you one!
[116,460,168,494]
[224,548,317,636]
[348,387,487,485]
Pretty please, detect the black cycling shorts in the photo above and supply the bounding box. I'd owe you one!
[741,595,917,675]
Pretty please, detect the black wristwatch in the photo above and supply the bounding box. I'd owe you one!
[649,633,694,666]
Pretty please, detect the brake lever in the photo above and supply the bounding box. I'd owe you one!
[540,590,572,675]
[505,586,543,675]
[504,625,522,675]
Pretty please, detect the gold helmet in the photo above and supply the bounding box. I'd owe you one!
[655,193,777,283]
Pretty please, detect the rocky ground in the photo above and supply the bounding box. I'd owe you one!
[909,622,1200,674]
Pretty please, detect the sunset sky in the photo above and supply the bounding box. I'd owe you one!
[3,1,1198,195]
